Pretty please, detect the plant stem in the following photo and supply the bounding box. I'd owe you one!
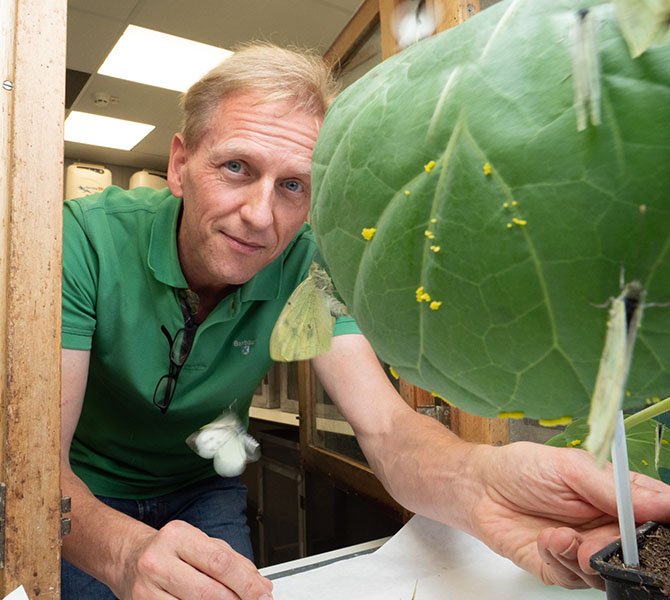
[623,396,670,430]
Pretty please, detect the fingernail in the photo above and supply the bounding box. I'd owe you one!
[559,538,579,559]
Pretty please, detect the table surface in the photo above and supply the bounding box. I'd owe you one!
[262,515,607,600]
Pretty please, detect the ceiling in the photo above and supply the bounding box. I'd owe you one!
[65,0,365,172]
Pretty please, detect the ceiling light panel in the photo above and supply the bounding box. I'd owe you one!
[98,24,233,92]
[64,111,155,151]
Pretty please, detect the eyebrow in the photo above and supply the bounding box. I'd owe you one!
[210,142,313,180]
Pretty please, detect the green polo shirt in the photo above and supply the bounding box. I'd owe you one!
[62,185,359,498]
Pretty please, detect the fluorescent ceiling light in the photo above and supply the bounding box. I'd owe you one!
[64,111,155,151]
[98,24,233,92]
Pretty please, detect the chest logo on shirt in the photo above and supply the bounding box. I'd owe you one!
[233,339,256,355]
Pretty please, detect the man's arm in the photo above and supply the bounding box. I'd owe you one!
[312,335,670,589]
[310,335,483,532]
[61,348,274,600]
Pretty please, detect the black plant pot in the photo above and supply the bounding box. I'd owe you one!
[590,522,668,600]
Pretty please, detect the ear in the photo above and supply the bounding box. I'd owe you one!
[167,133,188,198]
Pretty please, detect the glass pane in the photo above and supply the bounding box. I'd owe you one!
[311,359,399,466]
[279,362,299,414]
[314,380,367,464]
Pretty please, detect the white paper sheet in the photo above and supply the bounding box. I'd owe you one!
[271,515,606,599]
[2,586,29,600]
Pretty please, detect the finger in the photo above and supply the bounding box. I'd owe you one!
[537,527,605,590]
[576,523,626,575]
[172,525,273,600]
[566,450,670,521]
[180,546,273,600]
[146,552,247,600]
[629,471,670,523]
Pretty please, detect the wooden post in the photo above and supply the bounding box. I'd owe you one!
[379,0,403,59]
[0,0,66,596]
[428,0,480,33]
[323,0,380,68]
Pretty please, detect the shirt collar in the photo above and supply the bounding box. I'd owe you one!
[147,193,187,288]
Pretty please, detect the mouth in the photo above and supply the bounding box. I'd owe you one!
[221,231,265,252]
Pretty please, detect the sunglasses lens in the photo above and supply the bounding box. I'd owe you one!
[170,329,187,365]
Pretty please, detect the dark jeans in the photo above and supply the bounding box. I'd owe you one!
[61,476,252,599]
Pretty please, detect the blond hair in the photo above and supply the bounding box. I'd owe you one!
[180,42,339,148]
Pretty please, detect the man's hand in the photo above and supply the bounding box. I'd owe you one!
[116,520,273,600]
[62,349,273,599]
[311,336,670,591]
[467,441,670,590]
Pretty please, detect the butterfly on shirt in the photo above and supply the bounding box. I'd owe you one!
[186,413,260,478]
[270,262,348,362]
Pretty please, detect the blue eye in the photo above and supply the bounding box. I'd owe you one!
[224,160,244,173]
[284,180,303,193]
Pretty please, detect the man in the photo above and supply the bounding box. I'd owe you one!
[61,43,670,599]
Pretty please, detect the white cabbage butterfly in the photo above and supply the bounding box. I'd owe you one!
[572,8,602,131]
[186,413,260,477]
[270,262,347,362]
[585,281,645,466]
[393,0,437,50]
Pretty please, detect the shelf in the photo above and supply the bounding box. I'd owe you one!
[249,407,300,427]
[316,417,354,436]
[249,407,355,436]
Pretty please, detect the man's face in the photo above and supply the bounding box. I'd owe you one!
[168,92,321,293]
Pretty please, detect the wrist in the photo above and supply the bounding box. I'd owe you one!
[109,523,156,594]
[447,441,498,536]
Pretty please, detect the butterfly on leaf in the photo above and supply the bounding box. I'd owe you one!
[270,262,348,362]
[614,0,670,58]
[572,8,602,131]
[186,412,260,478]
[585,281,645,466]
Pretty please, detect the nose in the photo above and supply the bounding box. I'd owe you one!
[239,179,274,230]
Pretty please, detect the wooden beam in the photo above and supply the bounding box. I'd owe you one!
[323,0,380,69]
[450,408,509,446]
[399,380,434,409]
[428,0,481,33]
[378,0,403,59]
[0,0,66,596]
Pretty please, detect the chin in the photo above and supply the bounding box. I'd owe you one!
[216,266,264,287]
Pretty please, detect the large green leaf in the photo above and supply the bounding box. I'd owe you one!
[546,417,670,482]
[312,0,670,421]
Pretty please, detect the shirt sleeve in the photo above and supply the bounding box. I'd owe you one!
[61,201,99,350]
[333,315,361,336]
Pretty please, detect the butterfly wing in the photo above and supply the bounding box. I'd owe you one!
[585,295,629,465]
[213,432,248,477]
[614,0,670,58]
[270,275,335,362]
[585,284,644,466]
[572,8,601,131]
